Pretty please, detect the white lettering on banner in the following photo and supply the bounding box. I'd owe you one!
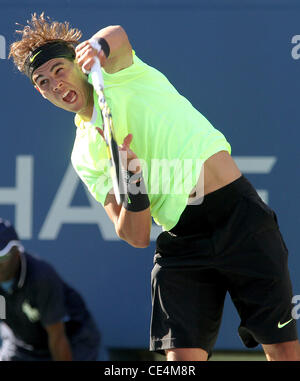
[39,163,116,240]
[291,35,300,60]
[38,163,163,241]
[0,156,33,239]
[0,295,6,319]
[0,35,5,59]
[0,156,276,241]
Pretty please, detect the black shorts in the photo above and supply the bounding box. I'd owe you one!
[150,175,298,355]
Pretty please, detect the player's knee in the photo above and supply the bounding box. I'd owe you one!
[263,340,300,361]
[165,348,208,361]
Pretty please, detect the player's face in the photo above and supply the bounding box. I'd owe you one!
[32,58,93,115]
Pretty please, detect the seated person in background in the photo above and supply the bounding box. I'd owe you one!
[0,218,100,361]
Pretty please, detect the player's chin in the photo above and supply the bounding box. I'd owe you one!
[58,99,82,113]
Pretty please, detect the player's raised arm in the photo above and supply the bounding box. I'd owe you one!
[75,25,133,74]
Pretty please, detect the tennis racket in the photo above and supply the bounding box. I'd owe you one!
[89,40,126,205]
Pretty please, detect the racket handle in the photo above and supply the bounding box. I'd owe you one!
[89,38,104,91]
[90,57,104,92]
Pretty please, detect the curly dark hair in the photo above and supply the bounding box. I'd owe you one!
[9,12,82,73]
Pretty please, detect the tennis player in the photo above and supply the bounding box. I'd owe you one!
[9,13,300,361]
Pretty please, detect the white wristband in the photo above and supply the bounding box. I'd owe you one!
[89,38,102,53]
[81,39,102,75]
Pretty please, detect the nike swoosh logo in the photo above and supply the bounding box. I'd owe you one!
[30,50,42,63]
[278,318,293,328]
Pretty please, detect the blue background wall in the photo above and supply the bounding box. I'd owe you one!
[0,0,300,359]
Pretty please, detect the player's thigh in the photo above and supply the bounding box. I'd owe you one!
[151,264,227,354]
[226,227,297,348]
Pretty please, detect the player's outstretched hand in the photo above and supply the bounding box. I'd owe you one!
[96,128,141,174]
[75,40,107,73]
